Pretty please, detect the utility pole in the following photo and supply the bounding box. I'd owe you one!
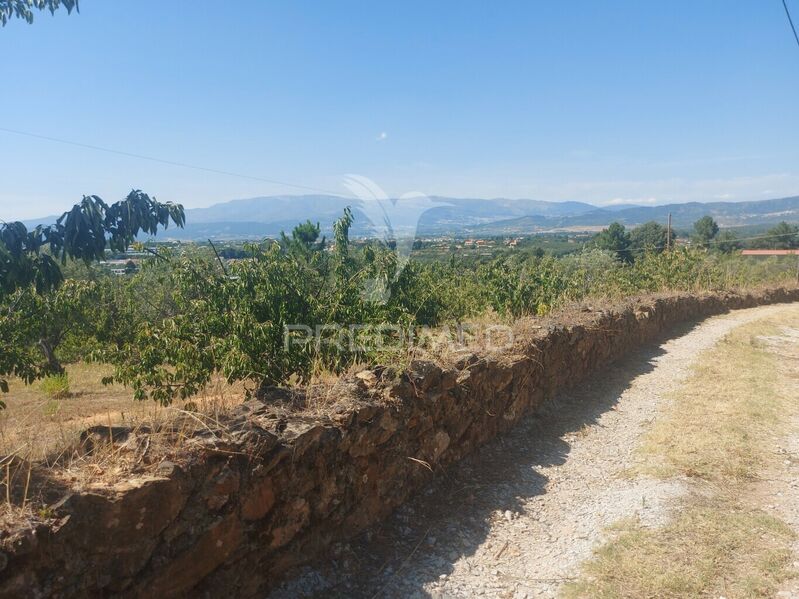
[666,213,672,251]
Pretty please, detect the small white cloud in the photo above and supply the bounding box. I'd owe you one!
[376,131,388,142]
[602,197,659,206]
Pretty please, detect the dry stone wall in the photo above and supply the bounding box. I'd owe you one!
[2,288,798,598]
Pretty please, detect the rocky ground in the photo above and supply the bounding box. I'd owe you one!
[269,304,798,599]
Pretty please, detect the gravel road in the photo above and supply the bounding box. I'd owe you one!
[270,304,797,599]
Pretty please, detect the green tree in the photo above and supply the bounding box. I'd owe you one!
[0,279,98,378]
[0,0,77,25]
[0,191,184,296]
[593,222,631,262]
[0,191,184,396]
[756,221,799,250]
[280,220,325,254]
[102,209,373,403]
[692,216,719,247]
[629,221,675,256]
[715,230,741,254]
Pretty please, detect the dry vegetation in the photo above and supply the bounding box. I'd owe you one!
[0,294,790,497]
[2,292,797,530]
[0,363,246,462]
[567,503,794,598]
[0,362,251,520]
[565,308,799,598]
[0,314,508,472]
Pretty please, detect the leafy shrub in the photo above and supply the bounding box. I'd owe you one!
[39,373,70,399]
[16,210,794,406]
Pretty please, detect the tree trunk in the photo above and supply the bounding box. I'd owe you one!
[39,338,64,374]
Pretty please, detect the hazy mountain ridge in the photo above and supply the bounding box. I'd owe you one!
[566,196,799,227]
[470,195,799,235]
[22,194,799,240]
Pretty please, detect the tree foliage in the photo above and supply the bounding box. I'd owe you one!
[280,220,325,254]
[4,202,798,408]
[593,222,631,262]
[0,0,77,26]
[714,230,741,254]
[692,216,719,246]
[0,190,184,297]
[629,221,675,256]
[0,279,98,380]
[102,210,371,402]
[756,221,799,250]
[0,191,184,399]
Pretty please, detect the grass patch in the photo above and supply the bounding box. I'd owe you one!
[564,498,795,599]
[0,362,246,463]
[635,322,787,483]
[565,309,799,599]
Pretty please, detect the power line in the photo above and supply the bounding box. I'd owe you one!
[782,0,799,51]
[0,126,353,199]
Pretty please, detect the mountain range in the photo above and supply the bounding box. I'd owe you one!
[24,194,799,240]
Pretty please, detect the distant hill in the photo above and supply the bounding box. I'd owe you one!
[470,195,799,235]
[21,194,799,240]
[563,196,799,228]
[121,196,599,240]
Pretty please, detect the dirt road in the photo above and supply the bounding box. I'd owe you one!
[270,304,799,598]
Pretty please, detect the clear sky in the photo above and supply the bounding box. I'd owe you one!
[2,0,799,220]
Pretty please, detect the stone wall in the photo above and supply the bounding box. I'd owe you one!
[2,288,798,598]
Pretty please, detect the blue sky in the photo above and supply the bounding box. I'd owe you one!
[1,0,799,219]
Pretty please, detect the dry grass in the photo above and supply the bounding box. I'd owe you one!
[1,294,796,514]
[0,362,246,465]
[564,308,799,599]
[565,500,795,599]
[0,293,740,444]
[635,321,788,483]
[0,362,252,516]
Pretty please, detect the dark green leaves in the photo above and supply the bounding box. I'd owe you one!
[0,0,78,26]
[0,190,184,297]
[594,222,632,262]
[0,190,184,403]
[757,222,799,250]
[0,280,101,391]
[693,216,720,246]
